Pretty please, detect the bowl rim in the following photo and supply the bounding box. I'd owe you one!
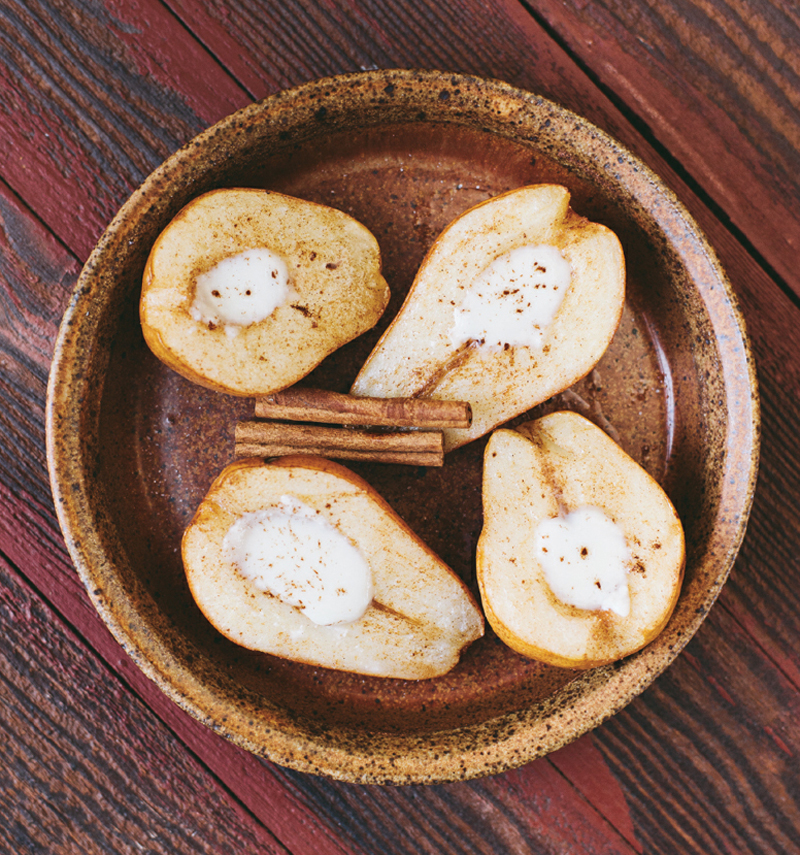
[46,68,760,784]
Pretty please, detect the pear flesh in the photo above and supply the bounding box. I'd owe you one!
[477,412,685,669]
[182,456,484,680]
[351,185,625,451]
[141,188,390,396]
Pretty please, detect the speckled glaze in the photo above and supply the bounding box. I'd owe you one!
[46,70,759,784]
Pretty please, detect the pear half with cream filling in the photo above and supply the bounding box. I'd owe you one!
[351,185,625,450]
[182,456,484,679]
[477,412,684,669]
[141,188,390,396]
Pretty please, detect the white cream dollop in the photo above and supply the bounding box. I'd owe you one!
[451,244,570,349]
[222,496,373,625]
[534,506,631,617]
[190,248,291,335]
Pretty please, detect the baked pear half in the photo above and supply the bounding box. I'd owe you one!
[351,185,624,450]
[141,188,390,396]
[182,456,484,679]
[477,412,684,669]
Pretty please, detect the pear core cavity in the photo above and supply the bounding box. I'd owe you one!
[222,496,374,625]
[190,247,291,334]
[450,244,570,349]
[535,506,631,617]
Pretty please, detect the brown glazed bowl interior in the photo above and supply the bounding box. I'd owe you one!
[46,70,759,784]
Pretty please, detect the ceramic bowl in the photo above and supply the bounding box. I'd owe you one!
[47,69,759,784]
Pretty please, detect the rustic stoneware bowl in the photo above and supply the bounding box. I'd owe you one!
[47,69,759,784]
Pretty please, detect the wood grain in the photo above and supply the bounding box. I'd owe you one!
[272,756,640,855]
[0,180,77,508]
[0,552,284,855]
[595,606,800,854]
[166,0,543,99]
[0,0,248,259]
[530,0,800,299]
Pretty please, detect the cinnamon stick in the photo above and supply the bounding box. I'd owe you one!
[235,444,443,467]
[254,388,472,428]
[235,421,444,466]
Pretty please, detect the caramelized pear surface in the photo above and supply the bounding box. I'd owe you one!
[352,185,624,450]
[141,188,389,396]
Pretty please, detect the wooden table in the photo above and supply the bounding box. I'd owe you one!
[1,1,798,852]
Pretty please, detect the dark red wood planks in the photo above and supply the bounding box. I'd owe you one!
[593,606,800,854]
[0,552,285,855]
[530,0,800,299]
[0,0,248,260]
